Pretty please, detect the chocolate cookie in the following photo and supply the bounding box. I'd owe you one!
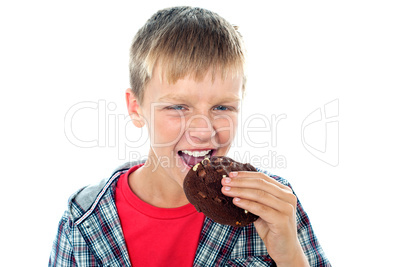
[183,156,259,227]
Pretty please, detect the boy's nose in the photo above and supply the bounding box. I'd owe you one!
[186,114,216,145]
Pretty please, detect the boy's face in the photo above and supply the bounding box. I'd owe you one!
[129,66,243,188]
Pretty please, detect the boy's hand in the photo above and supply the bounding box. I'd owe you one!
[221,171,310,267]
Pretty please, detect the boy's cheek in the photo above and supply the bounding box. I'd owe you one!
[213,128,235,147]
[214,117,238,145]
[150,116,185,145]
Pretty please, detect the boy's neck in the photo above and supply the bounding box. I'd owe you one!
[127,157,190,208]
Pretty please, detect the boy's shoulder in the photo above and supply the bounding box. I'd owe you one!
[66,160,145,221]
[255,167,290,187]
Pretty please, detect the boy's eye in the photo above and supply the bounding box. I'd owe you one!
[166,105,186,110]
[214,105,229,111]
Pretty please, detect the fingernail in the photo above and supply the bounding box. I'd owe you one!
[234,197,241,202]
[224,177,231,184]
[230,172,238,177]
[224,186,231,191]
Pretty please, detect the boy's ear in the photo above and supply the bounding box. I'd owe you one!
[125,88,145,128]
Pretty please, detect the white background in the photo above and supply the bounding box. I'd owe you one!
[1,0,401,266]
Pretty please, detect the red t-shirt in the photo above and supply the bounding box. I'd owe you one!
[115,164,205,266]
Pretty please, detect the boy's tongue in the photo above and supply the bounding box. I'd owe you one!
[180,153,204,167]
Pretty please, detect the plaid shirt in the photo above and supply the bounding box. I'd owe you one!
[49,161,331,266]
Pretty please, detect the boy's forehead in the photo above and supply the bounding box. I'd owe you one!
[142,64,242,101]
[157,75,241,100]
[157,93,241,103]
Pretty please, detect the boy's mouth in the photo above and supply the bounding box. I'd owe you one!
[178,149,215,168]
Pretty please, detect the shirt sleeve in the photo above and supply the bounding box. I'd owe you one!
[48,211,77,267]
[286,179,332,267]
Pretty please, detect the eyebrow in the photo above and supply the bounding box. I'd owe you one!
[157,94,241,103]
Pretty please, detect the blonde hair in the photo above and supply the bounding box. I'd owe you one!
[129,6,246,105]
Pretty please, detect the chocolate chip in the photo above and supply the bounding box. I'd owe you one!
[198,191,207,199]
[213,197,222,203]
[198,169,206,177]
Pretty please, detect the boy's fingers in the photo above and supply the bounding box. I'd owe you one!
[223,172,295,205]
[230,196,286,225]
[222,185,297,217]
[222,186,292,214]
[229,171,292,192]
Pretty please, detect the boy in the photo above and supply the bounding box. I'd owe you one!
[49,6,330,266]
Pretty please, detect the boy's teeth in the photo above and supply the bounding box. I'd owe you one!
[181,150,211,157]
